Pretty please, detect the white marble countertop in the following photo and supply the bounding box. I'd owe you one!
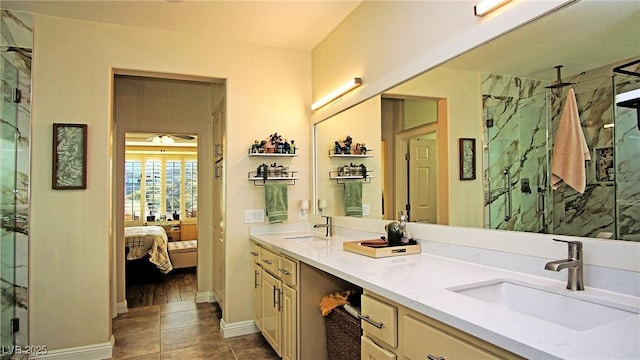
[250,230,640,360]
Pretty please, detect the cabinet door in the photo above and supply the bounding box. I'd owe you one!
[281,284,297,360]
[253,262,262,330]
[362,336,396,360]
[261,269,282,356]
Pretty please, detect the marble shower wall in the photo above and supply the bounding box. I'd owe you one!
[482,74,550,233]
[549,69,616,238]
[483,58,640,241]
[1,9,32,356]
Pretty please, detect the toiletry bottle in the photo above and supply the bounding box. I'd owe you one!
[399,211,408,244]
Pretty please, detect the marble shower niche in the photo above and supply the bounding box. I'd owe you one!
[1,9,32,358]
[482,60,640,241]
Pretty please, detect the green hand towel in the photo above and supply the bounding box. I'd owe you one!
[344,181,362,217]
[265,183,288,224]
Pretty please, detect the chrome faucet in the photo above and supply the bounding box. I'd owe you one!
[314,216,333,237]
[545,238,584,291]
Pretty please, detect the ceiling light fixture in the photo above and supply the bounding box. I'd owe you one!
[151,135,175,144]
[474,0,511,16]
[311,77,362,111]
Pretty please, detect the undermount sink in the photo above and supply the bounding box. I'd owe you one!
[283,234,329,243]
[449,279,639,331]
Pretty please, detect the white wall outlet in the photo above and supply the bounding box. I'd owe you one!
[362,204,370,216]
[298,209,308,220]
[245,209,265,223]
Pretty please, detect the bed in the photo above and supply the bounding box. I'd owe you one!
[124,225,173,274]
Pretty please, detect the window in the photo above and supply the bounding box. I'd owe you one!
[124,156,197,221]
[185,161,198,219]
[124,160,142,221]
[165,160,182,217]
[145,160,162,219]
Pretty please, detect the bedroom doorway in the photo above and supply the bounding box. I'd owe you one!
[123,131,199,306]
[114,73,225,314]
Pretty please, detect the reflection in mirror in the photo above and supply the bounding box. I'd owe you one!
[381,97,441,223]
[313,1,639,241]
[314,97,382,218]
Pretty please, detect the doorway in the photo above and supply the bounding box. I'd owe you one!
[382,96,444,223]
[123,131,199,306]
[113,73,225,314]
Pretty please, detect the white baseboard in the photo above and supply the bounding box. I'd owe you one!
[30,335,114,360]
[220,319,259,338]
[195,291,215,303]
[117,300,128,314]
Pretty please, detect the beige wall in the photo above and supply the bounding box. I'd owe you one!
[31,15,310,349]
[310,0,570,123]
[386,67,484,228]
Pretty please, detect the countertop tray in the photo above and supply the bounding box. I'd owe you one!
[343,240,421,258]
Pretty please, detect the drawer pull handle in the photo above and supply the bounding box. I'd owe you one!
[273,285,278,308]
[250,251,259,256]
[262,259,273,265]
[358,314,384,329]
[254,270,260,288]
[427,355,445,360]
[279,268,290,275]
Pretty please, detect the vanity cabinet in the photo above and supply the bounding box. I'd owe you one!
[251,242,299,359]
[361,290,522,360]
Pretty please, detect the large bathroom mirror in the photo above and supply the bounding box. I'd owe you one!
[313,1,640,241]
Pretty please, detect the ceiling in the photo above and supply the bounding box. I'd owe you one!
[442,1,640,82]
[125,132,198,147]
[4,1,637,82]
[1,0,362,51]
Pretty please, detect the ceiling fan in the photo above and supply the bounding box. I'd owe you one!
[145,134,195,144]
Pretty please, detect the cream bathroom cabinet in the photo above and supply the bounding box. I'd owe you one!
[251,242,299,360]
[361,290,523,360]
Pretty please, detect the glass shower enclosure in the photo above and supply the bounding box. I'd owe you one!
[483,59,640,241]
[1,9,32,358]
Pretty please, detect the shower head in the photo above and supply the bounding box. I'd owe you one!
[544,65,575,90]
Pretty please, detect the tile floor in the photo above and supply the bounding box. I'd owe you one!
[112,301,280,359]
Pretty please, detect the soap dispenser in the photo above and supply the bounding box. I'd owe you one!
[399,211,408,244]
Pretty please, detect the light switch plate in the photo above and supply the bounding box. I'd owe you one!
[245,209,265,223]
[362,204,370,216]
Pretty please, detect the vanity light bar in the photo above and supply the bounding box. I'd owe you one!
[311,77,362,111]
[474,0,511,16]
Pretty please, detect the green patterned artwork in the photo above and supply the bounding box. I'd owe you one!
[459,138,476,180]
[53,124,87,189]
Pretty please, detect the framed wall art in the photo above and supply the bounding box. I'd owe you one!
[459,138,476,180]
[52,123,87,189]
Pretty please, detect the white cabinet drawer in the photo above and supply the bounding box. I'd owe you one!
[362,336,397,360]
[261,248,280,276]
[361,294,398,348]
[278,256,298,287]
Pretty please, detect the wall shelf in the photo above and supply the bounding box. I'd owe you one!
[329,171,373,184]
[248,171,298,186]
[328,149,372,157]
[249,152,298,157]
